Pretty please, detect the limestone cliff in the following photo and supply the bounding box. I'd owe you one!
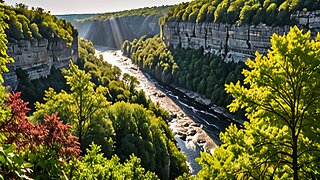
[163,10,320,62]
[4,37,78,90]
[72,15,161,48]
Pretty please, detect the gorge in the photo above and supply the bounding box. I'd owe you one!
[58,6,169,48]
[2,1,320,179]
[53,5,320,176]
[66,9,320,64]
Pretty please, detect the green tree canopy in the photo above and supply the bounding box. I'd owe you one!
[197,26,320,179]
[33,62,113,154]
[161,0,320,25]
[70,143,159,180]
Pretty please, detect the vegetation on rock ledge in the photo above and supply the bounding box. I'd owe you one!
[4,3,75,45]
[160,0,320,26]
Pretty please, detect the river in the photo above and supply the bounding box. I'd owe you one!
[95,46,243,175]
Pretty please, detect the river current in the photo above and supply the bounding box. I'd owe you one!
[95,46,242,174]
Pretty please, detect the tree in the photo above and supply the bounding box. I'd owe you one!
[107,102,188,179]
[34,62,113,153]
[0,5,29,178]
[69,143,159,180]
[30,23,42,39]
[0,5,13,79]
[198,26,320,179]
[1,92,81,178]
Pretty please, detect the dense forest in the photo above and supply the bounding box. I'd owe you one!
[122,36,245,107]
[160,0,320,26]
[80,6,170,21]
[2,37,190,179]
[4,3,75,45]
[2,1,320,179]
[0,4,188,179]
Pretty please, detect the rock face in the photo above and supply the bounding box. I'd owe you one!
[73,15,161,48]
[163,11,320,62]
[4,37,78,90]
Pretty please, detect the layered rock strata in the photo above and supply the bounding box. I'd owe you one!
[163,10,320,62]
[4,37,78,90]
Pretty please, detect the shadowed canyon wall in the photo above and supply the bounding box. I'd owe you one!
[73,15,161,48]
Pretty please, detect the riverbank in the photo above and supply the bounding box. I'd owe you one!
[172,85,245,125]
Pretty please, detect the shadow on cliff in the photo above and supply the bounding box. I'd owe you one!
[74,16,160,49]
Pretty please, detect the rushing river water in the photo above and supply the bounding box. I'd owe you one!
[95,46,243,174]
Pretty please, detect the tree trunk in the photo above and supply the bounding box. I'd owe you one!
[79,91,83,145]
[293,134,298,180]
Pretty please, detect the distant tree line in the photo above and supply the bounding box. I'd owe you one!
[160,0,320,26]
[79,6,170,22]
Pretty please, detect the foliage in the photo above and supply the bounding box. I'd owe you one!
[122,36,245,108]
[0,3,13,83]
[4,3,75,45]
[197,26,320,179]
[32,62,188,179]
[69,143,159,180]
[161,0,320,26]
[16,66,68,112]
[0,92,80,179]
[32,62,114,155]
[79,6,170,21]
[107,102,188,179]
[31,39,187,179]
[122,36,178,84]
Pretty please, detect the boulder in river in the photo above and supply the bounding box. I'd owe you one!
[187,129,197,136]
[157,93,166,97]
[190,122,201,127]
[177,133,187,141]
[183,122,189,127]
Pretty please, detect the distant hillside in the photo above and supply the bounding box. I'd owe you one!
[79,5,170,21]
[64,6,169,48]
[56,14,97,23]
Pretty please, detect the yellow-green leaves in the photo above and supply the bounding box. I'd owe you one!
[34,61,113,154]
[0,4,13,83]
[198,26,320,179]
